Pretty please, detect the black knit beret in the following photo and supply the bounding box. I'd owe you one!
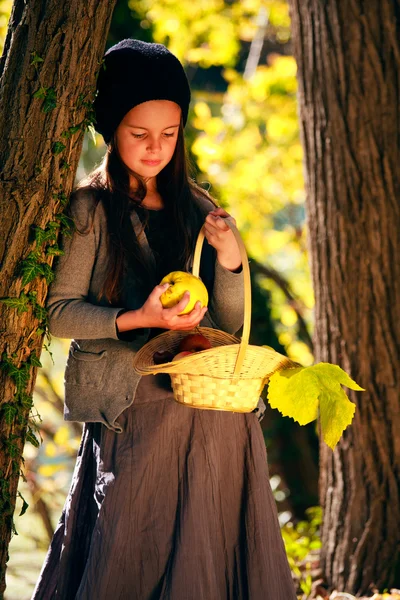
[93,39,191,144]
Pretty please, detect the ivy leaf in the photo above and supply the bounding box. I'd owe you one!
[42,88,57,113]
[33,226,47,246]
[12,366,30,390]
[61,125,81,138]
[59,159,70,171]
[43,343,54,365]
[46,245,64,257]
[267,363,364,450]
[2,403,18,425]
[56,213,75,236]
[33,86,47,99]
[33,306,48,323]
[17,491,29,517]
[30,52,44,66]
[29,352,42,368]
[40,263,55,284]
[53,190,68,207]
[52,141,66,155]
[26,427,41,448]
[33,225,56,246]
[0,293,30,315]
[11,520,18,536]
[17,392,33,410]
[20,257,42,287]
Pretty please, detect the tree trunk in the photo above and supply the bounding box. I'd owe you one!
[288,0,400,594]
[0,0,116,593]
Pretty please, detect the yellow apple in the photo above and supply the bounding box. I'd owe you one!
[159,271,209,315]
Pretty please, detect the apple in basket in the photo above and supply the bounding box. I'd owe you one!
[178,333,212,353]
[152,350,174,365]
[159,271,208,315]
[172,351,195,361]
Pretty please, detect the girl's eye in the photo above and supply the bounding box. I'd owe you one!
[131,133,175,139]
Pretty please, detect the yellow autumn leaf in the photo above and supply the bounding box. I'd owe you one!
[280,305,298,327]
[38,464,63,477]
[267,362,364,450]
[54,425,70,446]
[267,366,319,425]
[194,101,212,120]
[45,442,57,457]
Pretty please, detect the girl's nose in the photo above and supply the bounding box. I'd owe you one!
[146,137,162,152]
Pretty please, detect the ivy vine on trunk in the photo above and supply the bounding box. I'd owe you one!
[0,0,117,594]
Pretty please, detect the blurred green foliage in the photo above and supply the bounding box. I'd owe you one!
[282,506,322,596]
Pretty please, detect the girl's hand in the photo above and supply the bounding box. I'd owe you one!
[139,283,208,331]
[204,208,242,271]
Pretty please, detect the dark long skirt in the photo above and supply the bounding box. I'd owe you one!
[31,374,297,600]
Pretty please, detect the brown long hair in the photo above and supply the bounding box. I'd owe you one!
[72,121,218,305]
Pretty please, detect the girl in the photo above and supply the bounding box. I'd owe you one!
[32,39,297,600]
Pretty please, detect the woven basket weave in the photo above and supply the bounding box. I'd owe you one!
[133,221,296,412]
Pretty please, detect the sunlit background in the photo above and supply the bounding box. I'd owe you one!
[1,1,321,598]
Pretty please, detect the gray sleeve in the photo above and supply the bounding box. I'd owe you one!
[200,257,245,336]
[46,191,123,340]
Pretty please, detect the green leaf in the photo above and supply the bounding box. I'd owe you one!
[17,491,29,517]
[56,213,75,236]
[43,343,54,365]
[33,226,47,245]
[41,263,55,284]
[6,436,21,458]
[30,52,44,65]
[2,404,18,425]
[17,392,33,410]
[61,125,81,138]
[52,141,66,155]
[42,88,57,113]
[60,159,70,171]
[0,293,30,315]
[13,366,30,390]
[267,362,364,450]
[46,245,64,257]
[33,306,48,323]
[29,352,42,368]
[53,190,68,207]
[11,520,18,536]
[33,86,47,99]
[26,428,41,448]
[20,258,41,286]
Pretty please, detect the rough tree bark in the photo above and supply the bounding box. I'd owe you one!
[288,0,400,595]
[0,0,117,594]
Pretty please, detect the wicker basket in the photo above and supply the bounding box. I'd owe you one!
[133,221,296,412]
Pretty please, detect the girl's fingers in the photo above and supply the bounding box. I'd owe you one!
[205,214,233,232]
[173,291,190,313]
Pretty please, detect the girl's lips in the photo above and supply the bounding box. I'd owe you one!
[141,159,162,166]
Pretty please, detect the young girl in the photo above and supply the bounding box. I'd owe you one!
[32,39,297,600]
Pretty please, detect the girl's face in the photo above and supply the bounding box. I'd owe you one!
[115,100,181,186]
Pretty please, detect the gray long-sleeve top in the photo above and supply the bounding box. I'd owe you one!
[46,188,245,432]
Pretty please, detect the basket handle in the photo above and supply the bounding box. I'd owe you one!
[192,219,251,378]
